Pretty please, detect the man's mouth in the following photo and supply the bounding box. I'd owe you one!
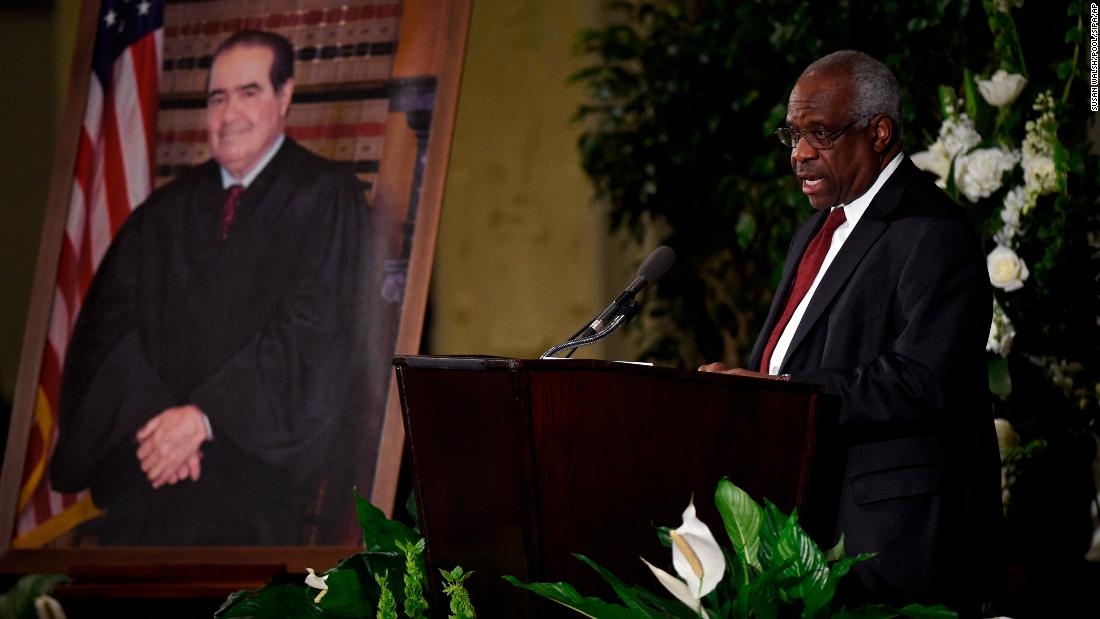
[798,174,825,194]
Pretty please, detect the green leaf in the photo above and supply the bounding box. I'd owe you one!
[962,68,980,123]
[0,574,69,619]
[714,478,763,570]
[823,535,846,563]
[773,512,828,608]
[757,500,787,570]
[898,603,960,618]
[735,212,757,249]
[988,354,1012,399]
[356,488,418,553]
[311,569,370,618]
[503,576,644,618]
[576,554,697,618]
[215,585,325,618]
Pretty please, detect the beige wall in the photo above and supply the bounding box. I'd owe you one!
[0,6,64,402]
[431,0,635,359]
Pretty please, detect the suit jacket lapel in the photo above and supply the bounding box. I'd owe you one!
[749,208,828,368]
[779,157,919,371]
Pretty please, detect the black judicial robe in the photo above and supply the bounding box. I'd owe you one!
[51,139,370,545]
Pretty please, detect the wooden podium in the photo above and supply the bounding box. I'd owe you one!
[393,356,838,616]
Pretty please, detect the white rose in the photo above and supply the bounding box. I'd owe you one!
[987,244,1029,291]
[955,147,1020,202]
[977,70,1027,107]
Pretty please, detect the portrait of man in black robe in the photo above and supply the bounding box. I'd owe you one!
[49,30,372,546]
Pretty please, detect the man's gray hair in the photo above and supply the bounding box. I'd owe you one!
[801,50,902,135]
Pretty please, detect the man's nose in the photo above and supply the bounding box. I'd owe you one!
[791,136,818,163]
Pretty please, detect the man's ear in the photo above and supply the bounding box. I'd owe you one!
[277,78,295,116]
[871,114,895,153]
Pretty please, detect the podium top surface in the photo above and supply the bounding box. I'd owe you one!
[392,355,824,394]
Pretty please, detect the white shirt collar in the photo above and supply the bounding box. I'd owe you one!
[835,152,904,228]
[220,134,286,189]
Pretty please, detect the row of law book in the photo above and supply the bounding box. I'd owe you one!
[162,0,400,94]
[154,98,388,191]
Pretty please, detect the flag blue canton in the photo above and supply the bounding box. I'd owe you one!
[92,0,164,85]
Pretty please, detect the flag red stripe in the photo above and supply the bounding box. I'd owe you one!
[100,100,132,236]
[129,36,160,188]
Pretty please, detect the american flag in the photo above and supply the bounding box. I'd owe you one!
[13,0,163,547]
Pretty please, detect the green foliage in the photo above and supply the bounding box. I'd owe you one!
[375,573,399,619]
[439,567,477,619]
[508,479,956,618]
[398,539,429,619]
[0,574,69,619]
[217,490,469,618]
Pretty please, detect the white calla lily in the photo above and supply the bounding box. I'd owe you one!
[642,500,725,616]
[642,557,706,615]
[304,567,330,603]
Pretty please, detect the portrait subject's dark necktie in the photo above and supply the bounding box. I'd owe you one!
[222,184,244,239]
[759,206,847,373]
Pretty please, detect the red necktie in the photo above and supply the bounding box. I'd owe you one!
[759,207,847,373]
[222,184,244,239]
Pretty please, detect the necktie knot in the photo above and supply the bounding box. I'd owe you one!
[222,184,244,239]
[821,206,847,236]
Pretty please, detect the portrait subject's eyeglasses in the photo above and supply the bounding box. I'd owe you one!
[774,117,867,150]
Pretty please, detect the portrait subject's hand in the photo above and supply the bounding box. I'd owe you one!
[164,452,204,486]
[136,404,209,489]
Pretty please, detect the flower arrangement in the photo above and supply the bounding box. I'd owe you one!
[508,479,957,618]
[910,0,1099,502]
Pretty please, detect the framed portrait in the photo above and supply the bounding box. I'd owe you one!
[0,0,470,574]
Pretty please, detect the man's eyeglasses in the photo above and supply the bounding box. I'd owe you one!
[775,117,867,150]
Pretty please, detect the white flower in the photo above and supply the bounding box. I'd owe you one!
[911,115,982,187]
[987,298,1016,355]
[987,245,1029,292]
[911,149,951,182]
[993,186,1030,246]
[977,70,1027,107]
[955,147,1020,202]
[1022,153,1057,195]
[304,567,330,604]
[642,500,725,616]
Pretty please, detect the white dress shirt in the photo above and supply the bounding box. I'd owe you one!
[219,134,286,189]
[767,152,905,375]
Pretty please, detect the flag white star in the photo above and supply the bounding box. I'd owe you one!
[138,0,151,16]
[104,9,116,27]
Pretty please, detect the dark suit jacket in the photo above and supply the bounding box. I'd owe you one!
[749,158,1003,610]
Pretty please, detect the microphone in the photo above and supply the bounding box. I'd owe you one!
[542,246,676,358]
[579,245,676,338]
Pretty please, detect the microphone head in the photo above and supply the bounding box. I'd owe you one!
[637,245,676,283]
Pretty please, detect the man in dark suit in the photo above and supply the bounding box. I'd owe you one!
[701,51,1003,614]
[51,30,371,545]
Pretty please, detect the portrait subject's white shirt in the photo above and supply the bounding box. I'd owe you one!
[219,133,285,189]
[768,152,905,375]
